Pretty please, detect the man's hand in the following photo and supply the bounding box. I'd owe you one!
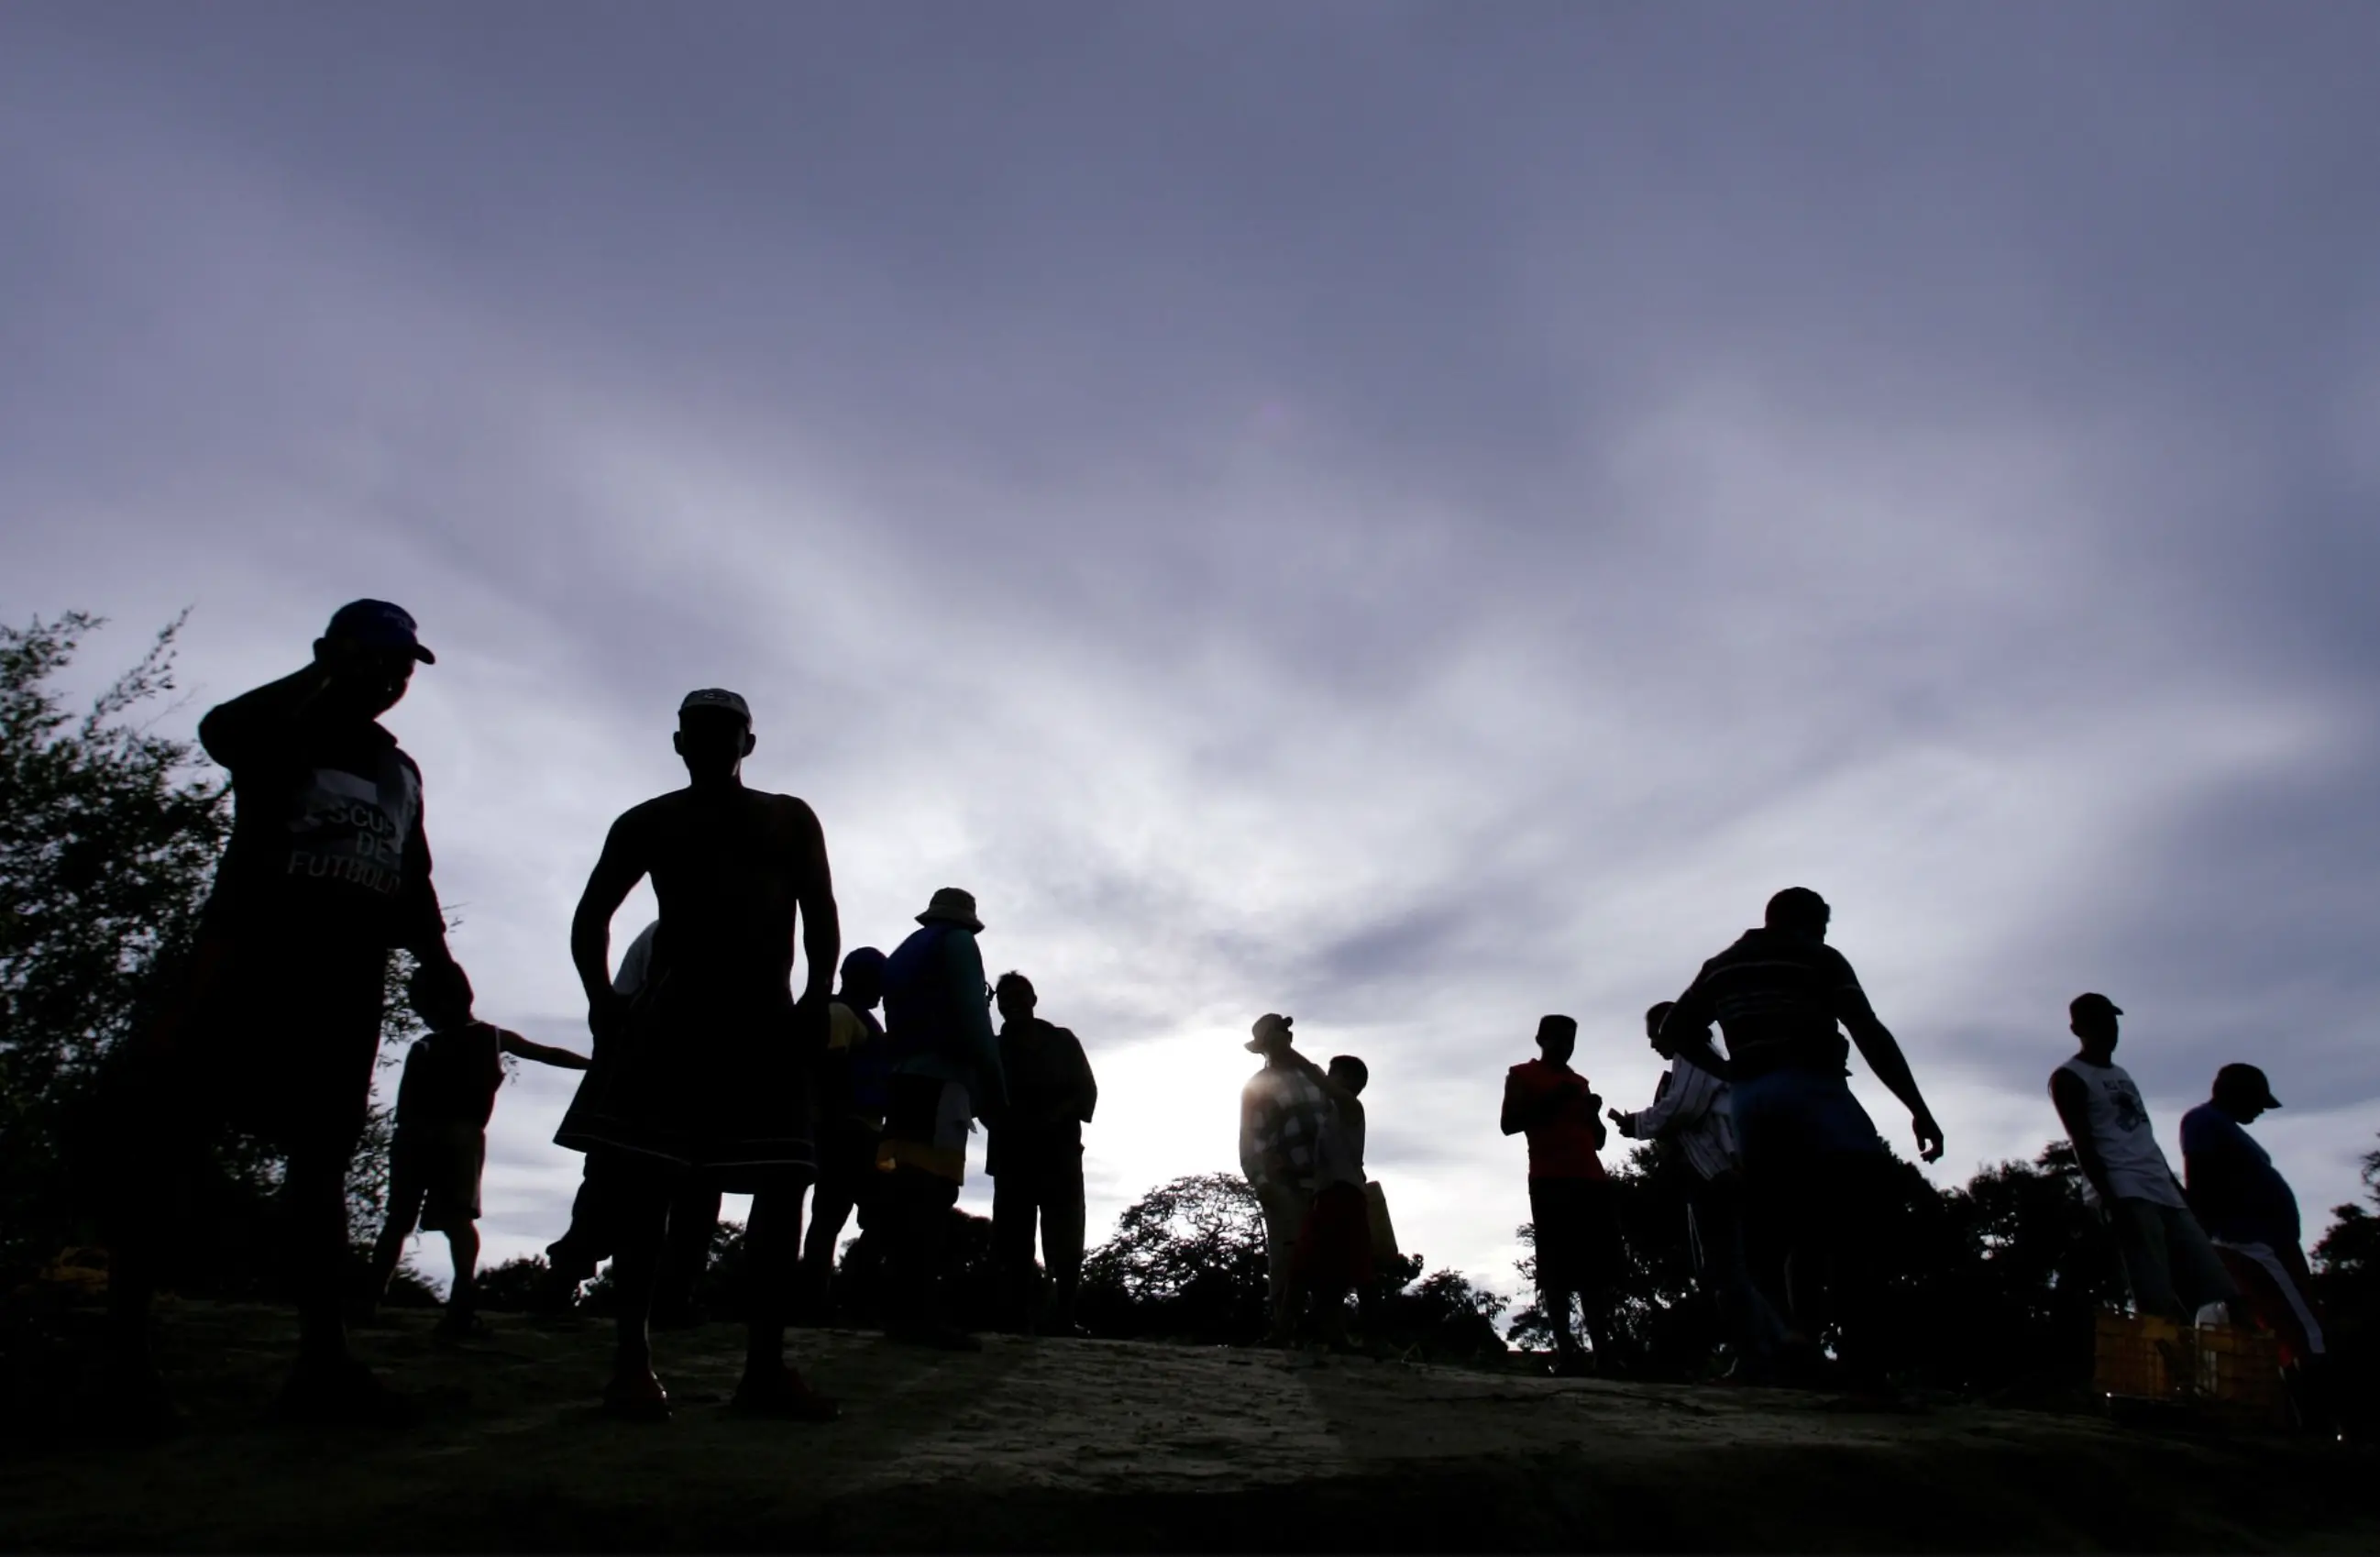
[1912,1112,1945,1165]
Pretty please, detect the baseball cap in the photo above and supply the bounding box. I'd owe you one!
[2070,992,2123,1019]
[2214,1063,2282,1110]
[325,600,435,664]
[678,688,752,723]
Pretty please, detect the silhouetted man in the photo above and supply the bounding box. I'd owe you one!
[2181,1064,2332,1431]
[365,963,588,1340]
[1503,1015,1622,1375]
[555,689,840,1421]
[2049,993,2238,1330]
[1659,888,1945,1393]
[986,972,1098,1335]
[2181,1065,2325,1365]
[538,922,721,1325]
[102,600,473,1427]
[879,888,1008,1350]
[1612,1000,1781,1376]
[1240,1012,1333,1347]
[799,946,891,1320]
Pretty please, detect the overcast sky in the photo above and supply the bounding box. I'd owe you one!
[7,2,2378,1304]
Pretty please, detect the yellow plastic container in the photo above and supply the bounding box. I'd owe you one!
[2092,1309,2286,1428]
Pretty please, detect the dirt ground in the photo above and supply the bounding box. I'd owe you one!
[2,1301,2373,1552]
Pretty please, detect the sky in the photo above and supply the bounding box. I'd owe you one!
[6,2,2379,1305]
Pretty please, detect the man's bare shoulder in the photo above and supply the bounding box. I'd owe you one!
[612,790,697,830]
[755,790,821,823]
[753,790,824,846]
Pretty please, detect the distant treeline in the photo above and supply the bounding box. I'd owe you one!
[4,610,2374,1433]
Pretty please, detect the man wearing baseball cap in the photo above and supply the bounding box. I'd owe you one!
[556,688,843,1420]
[2181,1066,2331,1404]
[2048,994,2239,1326]
[103,600,475,1428]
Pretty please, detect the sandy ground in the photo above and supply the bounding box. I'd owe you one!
[2,1301,2374,1551]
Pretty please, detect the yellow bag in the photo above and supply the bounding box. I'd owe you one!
[1364,1180,1399,1264]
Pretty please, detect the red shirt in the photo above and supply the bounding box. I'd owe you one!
[1505,1059,1605,1180]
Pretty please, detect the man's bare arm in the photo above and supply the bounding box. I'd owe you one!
[498,1030,593,1071]
[571,812,649,1012]
[1499,1073,1530,1137]
[1287,1050,1356,1110]
[2049,1068,2115,1204]
[789,799,840,1009]
[1840,988,1945,1162]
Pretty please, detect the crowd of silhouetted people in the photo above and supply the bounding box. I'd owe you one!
[91,600,2343,1433]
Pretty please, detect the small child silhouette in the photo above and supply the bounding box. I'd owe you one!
[364,963,589,1340]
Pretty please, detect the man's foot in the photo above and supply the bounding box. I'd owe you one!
[729,1364,842,1421]
[601,1368,671,1422]
[274,1356,419,1428]
[886,1324,983,1353]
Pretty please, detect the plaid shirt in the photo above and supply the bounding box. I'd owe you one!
[1240,1065,1331,1191]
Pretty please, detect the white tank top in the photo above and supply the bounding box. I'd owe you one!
[2055,1056,2184,1208]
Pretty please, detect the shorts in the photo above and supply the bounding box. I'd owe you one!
[876,1074,974,1185]
[2109,1197,2238,1321]
[1529,1176,1624,1294]
[111,922,387,1157]
[1293,1181,1375,1291]
[394,1121,485,1233]
[1730,1066,1886,1176]
[554,972,815,1191]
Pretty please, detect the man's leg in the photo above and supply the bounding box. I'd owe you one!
[437,1224,482,1329]
[990,1163,1038,1332]
[2159,1205,2244,1326]
[545,1160,612,1291]
[1578,1181,1629,1369]
[655,1178,722,1326]
[284,1125,368,1373]
[1694,1173,1781,1374]
[800,1143,859,1320]
[886,1165,965,1343]
[99,1064,197,1411]
[1042,1157,1087,1334]
[727,1176,837,1417]
[599,1153,677,1416]
[1528,1180,1587,1370]
[2110,1198,2187,1323]
[365,1171,427,1309]
[99,933,238,1413]
[1256,1185,1309,1345]
[1813,1152,1895,1391]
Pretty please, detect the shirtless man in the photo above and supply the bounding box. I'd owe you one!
[554,689,840,1420]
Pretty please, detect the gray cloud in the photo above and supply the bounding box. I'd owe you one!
[6,1,2377,1291]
